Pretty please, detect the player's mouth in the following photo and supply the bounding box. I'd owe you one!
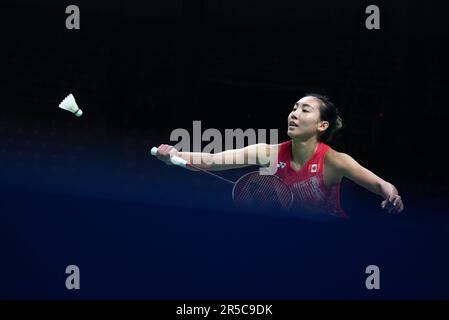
[288,121,298,128]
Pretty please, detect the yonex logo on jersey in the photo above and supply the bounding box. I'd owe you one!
[310,164,318,173]
[277,162,286,169]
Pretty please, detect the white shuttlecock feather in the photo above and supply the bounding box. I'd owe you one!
[59,93,83,117]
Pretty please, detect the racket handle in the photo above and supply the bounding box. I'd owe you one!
[150,146,188,167]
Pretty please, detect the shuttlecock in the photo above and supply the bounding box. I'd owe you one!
[59,93,83,117]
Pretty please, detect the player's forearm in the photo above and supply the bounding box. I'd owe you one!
[178,151,251,171]
[378,181,398,199]
[365,179,397,199]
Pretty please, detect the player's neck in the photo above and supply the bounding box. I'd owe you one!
[291,137,319,166]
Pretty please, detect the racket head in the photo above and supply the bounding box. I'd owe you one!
[232,171,293,211]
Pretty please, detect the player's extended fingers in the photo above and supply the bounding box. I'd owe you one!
[388,194,395,203]
[388,195,403,214]
[394,198,404,213]
[393,195,402,207]
[382,198,395,210]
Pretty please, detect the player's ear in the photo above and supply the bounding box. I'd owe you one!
[317,121,329,133]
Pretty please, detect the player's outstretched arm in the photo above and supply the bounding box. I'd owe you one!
[326,150,404,213]
[155,143,277,171]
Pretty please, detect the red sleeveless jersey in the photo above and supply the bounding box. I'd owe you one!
[274,140,348,219]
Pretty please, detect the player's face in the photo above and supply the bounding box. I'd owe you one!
[287,96,324,140]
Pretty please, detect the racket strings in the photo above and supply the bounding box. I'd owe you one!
[233,172,293,210]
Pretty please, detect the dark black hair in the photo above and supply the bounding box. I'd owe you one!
[305,93,343,143]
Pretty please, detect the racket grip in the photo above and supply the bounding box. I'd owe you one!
[150,147,158,156]
[150,146,188,167]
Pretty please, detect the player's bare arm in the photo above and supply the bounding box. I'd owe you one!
[325,149,404,213]
[155,143,278,171]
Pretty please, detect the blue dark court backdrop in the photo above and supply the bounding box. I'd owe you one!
[1,0,449,299]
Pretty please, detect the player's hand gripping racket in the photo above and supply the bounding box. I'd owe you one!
[150,147,293,211]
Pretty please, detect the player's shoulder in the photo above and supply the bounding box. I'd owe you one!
[324,148,353,170]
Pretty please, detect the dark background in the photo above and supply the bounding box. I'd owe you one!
[1,0,449,299]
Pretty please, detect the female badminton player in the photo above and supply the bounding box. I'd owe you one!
[155,94,404,218]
